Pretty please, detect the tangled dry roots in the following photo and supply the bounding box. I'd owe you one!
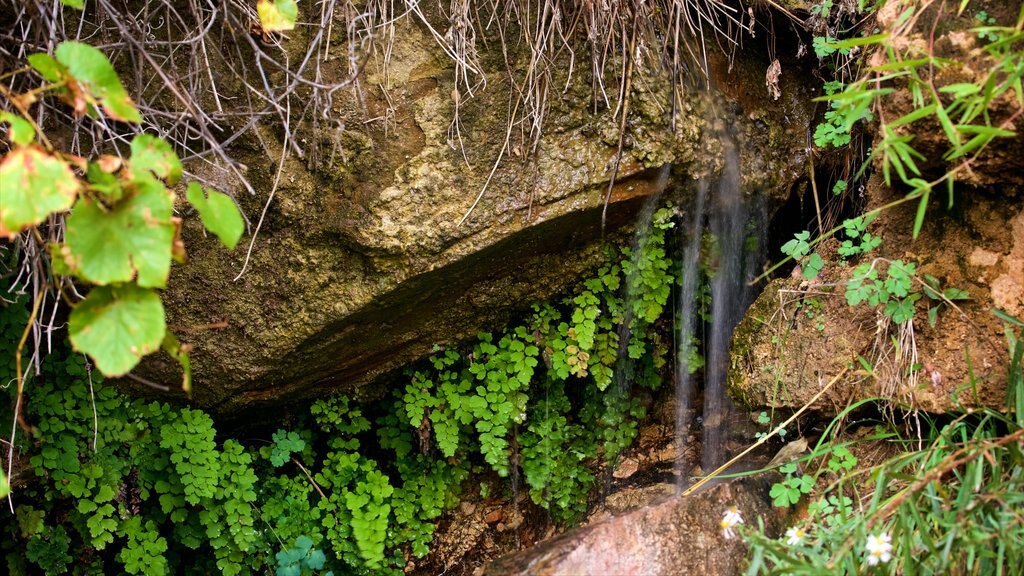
[1,0,751,188]
[0,0,756,371]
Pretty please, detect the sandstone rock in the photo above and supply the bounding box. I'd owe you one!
[138,11,818,416]
[484,478,780,576]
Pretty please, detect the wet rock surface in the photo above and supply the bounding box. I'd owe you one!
[140,13,818,416]
[483,478,781,576]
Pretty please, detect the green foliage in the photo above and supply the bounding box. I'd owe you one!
[814,3,1024,239]
[846,259,920,323]
[1,200,681,571]
[519,382,596,523]
[270,430,308,467]
[276,536,333,576]
[1,40,244,381]
[257,0,299,32]
[390,206,676,523]
[186,182,245,250]
[29,41,142,122]
[921,274,971,328]
[118,518,169,575]
[769,462,814,507]
[746,319,1024,573]
[973,10,998,42]
[0,146,79,236]
[837,214,882,259]
[67,284,166,376]
[160,408,221,505]
[781,231,825,280]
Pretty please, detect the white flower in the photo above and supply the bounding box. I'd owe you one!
[864,532,893,566]
[785,526,806,546]
[720,506,744,539]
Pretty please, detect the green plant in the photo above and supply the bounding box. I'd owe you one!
[817,3,1023,239]
[268,430,308,467]
[845,259,919,324]
[920,274,971,328]
[276,536,333,576]
[781,231,825,280]
[837,214,883,259]
[769,462,815,507]
[745,313,1024,574]
[974,10,999,42]
[0,41,243,384]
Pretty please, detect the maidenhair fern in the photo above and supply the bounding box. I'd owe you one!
[1,204,683,572]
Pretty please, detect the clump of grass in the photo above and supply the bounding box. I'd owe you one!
[743,311,1024,574]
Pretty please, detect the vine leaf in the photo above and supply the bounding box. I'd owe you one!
[64,177,175,287]
[29,42,142,122]
[257,0,298,32]
[186,182,244,249]
[69,284,166,376]
[130,134,182,185]
[0,146,80,238]
[1,112,37,146]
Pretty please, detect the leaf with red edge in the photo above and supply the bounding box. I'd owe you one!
[64,176,175,287]
[53,42,142,123]
[0,147,80,238]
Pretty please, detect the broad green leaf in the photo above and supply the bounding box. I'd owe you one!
[186,182,244,249]
[257,0,298,32]
[60,0,84,8]
[0,112,36,146]
[27,53,63,82]
[0,471,8,499]
[69,284,166,376]
[129,134,181,185]
[0,147,80,238]
[943,287,970,300]
[64,177,175,287]
[54,41,142,123]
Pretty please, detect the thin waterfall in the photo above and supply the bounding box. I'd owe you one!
[673,179,707,491]
[702,134,747,473]
[676,126,765,488]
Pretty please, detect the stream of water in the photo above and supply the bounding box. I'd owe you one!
[674,124,764,489]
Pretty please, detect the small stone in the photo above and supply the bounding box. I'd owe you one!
[503,509,524,530]
[613,457,639,479]
[968,247,1000,268]
[460,502,476,515]
[484,509,503,524]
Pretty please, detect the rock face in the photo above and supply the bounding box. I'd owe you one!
[484,479,781,576]
[145,12,818,415]
[728,2,1023,415]
[729,179,1021,414]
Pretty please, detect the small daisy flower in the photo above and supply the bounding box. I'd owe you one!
[720,506,744,539]
[785,526,806,546]
[864,532,893,566]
